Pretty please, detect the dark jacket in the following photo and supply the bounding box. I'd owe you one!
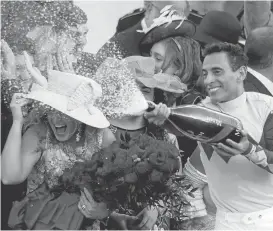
[244,71,272,96]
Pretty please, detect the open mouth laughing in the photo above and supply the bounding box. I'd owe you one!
[54,124,67,134]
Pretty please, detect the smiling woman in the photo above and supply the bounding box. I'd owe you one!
[1,65,117,229]
[47,111,80,142]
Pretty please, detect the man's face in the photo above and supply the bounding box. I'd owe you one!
[202,52,243,103]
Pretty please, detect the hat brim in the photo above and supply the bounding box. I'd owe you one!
[137,77,157,89]
[27,90,110,129]
[193,26,223,45]
[139,19,196,55]
[156,86,185,94]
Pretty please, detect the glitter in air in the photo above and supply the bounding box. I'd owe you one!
[92,58,146,119]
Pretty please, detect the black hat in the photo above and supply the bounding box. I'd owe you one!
[116,8,145,33]
[139,6,196,55]
[194,11,241,45]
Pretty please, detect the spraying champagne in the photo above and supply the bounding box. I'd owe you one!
[147,102,243,144]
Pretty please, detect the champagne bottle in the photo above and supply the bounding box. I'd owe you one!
[147,103,243,144]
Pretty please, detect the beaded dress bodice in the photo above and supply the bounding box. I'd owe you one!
[27,127,103,194]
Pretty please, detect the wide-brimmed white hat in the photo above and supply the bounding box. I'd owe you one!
[92,57,148,119]
[26,70,110,128]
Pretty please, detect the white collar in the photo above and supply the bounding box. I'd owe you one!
[217,92,246,112]
[141,18,148,31]
[247,67,273,95]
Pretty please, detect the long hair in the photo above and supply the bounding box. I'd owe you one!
[160,36,202,88]
[154,36,203,105]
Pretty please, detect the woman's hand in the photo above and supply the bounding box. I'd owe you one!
[55,51,75,73]
[10,93,32,123]
[78,188,110,220]
[110,211,139,230]
[1,39,16,79]
[135,206,158,230]
[23,51,48,88]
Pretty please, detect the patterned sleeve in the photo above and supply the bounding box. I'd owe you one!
[245,100,273,173]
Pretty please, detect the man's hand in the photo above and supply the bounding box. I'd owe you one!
[214,130,252,158]
[144,102,170,126]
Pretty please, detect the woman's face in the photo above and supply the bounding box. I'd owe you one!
[137,81,155,102]
[47,111,79,142]
[32,28,77,71]
[68,24,89,54]
[150,41,179,75]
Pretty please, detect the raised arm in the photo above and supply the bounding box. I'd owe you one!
[1,94,42,184]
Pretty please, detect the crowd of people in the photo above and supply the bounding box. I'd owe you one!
[1,0,273,230]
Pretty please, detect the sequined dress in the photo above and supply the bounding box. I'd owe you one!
[27,127,103,193]
[8,125,103,230]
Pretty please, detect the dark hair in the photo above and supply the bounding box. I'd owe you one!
[203,42,248,71]
[244,26,273,69]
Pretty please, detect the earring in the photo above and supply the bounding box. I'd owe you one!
[76,124,82,142]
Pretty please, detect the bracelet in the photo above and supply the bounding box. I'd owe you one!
[245,146,268,167]
[100,209,113,226]
[242,143,256,156]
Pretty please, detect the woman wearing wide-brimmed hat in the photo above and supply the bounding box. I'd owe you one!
[139,4,204,106]
[1,62,119,229]
[89,56,182,230]
[138,3,206,168]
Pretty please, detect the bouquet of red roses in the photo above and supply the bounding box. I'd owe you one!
[57,133,185,215]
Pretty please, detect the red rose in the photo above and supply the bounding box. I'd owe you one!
[149,169,164,183]
[135,160,152,175]
[124,172,138,183]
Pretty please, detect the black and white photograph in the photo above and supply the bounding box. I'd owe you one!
[1,0,273,230]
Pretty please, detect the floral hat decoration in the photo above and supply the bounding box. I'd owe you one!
[92,57,149,119]
[138,5,196,55]
[25,69,110,129]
